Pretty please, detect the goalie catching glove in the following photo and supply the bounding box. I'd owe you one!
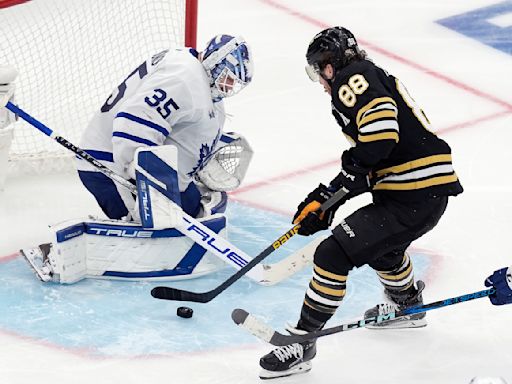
[293,151,371,236]
[196,132,253,192]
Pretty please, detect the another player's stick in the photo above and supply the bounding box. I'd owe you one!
[151,190,346,303]
[4,101,342,286]
[231,287,496,346]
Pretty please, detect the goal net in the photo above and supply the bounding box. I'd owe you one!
[0,0,197,175]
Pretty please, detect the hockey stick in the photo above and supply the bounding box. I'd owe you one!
[231,287,496,346]
[150,190,347,303]
[5,101,341,286]
[255,235,325,285]
[5,102,134,192]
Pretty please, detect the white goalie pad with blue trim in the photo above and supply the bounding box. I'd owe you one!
[20,213,228,284]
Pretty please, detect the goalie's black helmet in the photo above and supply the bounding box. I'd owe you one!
[306,27,361,79]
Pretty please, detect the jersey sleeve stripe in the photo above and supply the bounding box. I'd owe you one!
[359,119,399,134]
[115,112,170,137]
[359,104,398,127]
[358,109,397,127]
[112,131,158,146]
[358,131,399,143]
[375,154,453,176]
[356,96,397,125]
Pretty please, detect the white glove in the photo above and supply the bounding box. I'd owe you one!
[196,132,253,191]
[0,65,18,129]
[197,156,240,191]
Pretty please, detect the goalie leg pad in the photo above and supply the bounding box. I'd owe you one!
[21,215,228,284]
[135,145,185,229]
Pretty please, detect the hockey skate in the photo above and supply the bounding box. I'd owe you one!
[259,324,316,380]
[20,243,54,282]
[364,280,427,329]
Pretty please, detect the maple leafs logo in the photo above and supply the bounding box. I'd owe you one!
[188,133,220,177]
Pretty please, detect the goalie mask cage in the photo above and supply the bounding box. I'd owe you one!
[0,0,198,174]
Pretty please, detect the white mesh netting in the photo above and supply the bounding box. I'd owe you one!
[0,0,190,174]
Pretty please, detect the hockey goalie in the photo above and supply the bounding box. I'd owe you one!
[2,34,254,284]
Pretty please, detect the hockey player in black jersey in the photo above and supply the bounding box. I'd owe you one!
[259,27,463,379]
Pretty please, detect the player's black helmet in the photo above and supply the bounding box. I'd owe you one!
[305,27,362,82]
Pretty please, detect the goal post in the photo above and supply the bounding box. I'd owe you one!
[185,0,198,48]
[0,0,198,176]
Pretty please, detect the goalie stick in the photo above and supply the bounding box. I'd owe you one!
[4,101,342,286]
[150,234,327,303]
[151,190,346,303]
[231,287,496,346]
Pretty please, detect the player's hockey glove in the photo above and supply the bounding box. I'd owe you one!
[329,151,371,196]
[293,183,339,236]
[485,267,512,305]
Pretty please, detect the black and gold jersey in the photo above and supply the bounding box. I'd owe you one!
[330,59,463,201]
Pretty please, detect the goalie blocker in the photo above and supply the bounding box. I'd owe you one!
[21,144,230,283]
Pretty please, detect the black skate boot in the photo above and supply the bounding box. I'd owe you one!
[364,280,427,329]
[259,324,316,380]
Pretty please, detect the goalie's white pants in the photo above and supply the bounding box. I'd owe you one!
[22,214,228,284]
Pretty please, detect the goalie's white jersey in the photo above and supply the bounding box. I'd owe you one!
[78,48,226,192]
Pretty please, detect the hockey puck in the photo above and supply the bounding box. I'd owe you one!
[177,306,193,318]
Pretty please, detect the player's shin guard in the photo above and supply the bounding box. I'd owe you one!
[365,253,426,329]
[299,264,347,331]
[259,264,347,379]
[376,252,415,296]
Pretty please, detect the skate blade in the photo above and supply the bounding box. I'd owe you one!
[20,247,51,282]
[366,317,427,330]
[259,361,312,380]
